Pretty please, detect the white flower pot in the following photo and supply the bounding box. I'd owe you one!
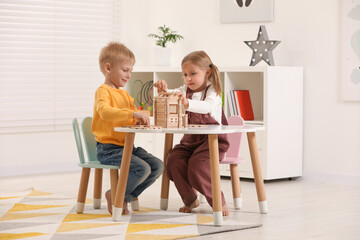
[154,47,172,66]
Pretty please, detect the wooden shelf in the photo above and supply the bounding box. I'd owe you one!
[130,66,303,180]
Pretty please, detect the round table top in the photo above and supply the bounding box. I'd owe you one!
[115,124,265,134]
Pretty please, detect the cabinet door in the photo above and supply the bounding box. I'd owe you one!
[134,133,154,154]
[237,131,265,178]
[153,133,182,160]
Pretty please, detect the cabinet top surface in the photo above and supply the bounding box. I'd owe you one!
[133,66,303,72]
[115,124,265,134]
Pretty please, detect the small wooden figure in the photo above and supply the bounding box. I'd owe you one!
[154,92,188,128]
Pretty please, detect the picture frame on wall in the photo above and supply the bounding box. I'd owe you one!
[220,0,274,23]
[341,0,360,101]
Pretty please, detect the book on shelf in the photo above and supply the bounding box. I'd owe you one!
[227,90,236,116]
[228,90,254,120]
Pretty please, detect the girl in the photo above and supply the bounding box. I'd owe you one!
[153,51,230,216]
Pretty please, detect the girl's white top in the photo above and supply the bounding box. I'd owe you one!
[167,83,222,125]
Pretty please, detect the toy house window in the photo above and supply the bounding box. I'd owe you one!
[170,117,178,123]
[169,105,177,114]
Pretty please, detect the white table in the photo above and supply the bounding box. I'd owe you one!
[113,124,266,226]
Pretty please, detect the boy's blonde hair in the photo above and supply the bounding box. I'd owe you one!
[181,51,222,96]
[99,42,135,75]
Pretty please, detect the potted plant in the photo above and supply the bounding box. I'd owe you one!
[148,25,184,66]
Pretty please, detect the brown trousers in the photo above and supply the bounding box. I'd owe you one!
[166,86,230,207]
[166,138,227,207]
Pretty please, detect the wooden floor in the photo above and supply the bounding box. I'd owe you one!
[1,171,360,240]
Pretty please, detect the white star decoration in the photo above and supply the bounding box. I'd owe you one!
[244,25,280,66]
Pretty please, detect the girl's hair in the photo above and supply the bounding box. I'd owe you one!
[181,51,222,96]
[99,42,135,75]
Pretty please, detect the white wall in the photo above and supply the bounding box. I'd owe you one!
[1,0,359,182]
[0,131,79,177]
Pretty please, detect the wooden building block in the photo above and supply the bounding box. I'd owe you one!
[154,92,188,128]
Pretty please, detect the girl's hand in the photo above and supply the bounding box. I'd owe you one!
[133,112,150,126]
[176,92,189,109]
[153,80,168,92]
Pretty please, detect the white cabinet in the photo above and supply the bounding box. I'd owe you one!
[128,66,303,180]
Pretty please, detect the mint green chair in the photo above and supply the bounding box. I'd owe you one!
[72,117,120,214]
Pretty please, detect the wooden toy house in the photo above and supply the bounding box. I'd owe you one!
[154,92,188,128]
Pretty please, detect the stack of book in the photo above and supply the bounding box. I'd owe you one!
[228,90,254,120]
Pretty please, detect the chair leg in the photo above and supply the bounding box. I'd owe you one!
[110,169,119,214]
[230,164,242,210]
[77,167,91,214]
[93,168,103,209]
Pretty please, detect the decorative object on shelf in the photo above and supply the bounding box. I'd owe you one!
[341,0,360,101]
[138,102,145,110]
[244,25,280,66]
[220,0,273,23]
[148,25,184,48]
[148,25,184,66]
[131,80,154,110]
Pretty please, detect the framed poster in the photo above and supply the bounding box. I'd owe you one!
[342,0,360,101]
[220,0,274,23]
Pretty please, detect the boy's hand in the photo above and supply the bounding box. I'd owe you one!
[133,112,150,126]
[153,80,168,92]
[176,92,189,109]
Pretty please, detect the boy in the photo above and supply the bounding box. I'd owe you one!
[92,42,164,214]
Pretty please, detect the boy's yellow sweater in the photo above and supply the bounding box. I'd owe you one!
[92,84,137,146]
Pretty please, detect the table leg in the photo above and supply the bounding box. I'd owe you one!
[208,134,223,226]
[247,132,268,214]
[160,133,173,210]
[112,132,135,221]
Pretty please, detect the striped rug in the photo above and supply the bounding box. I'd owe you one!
[0,188,261,240]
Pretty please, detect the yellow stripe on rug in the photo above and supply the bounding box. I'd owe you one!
[197,215,214,224]
[56,222,123,232]
[0,213,61,221]
[27,188,52,197]
[0,232,48,240]
[126,223,190,234]
[0,196,20,200]
[62,213,111,222]
[8,203,69,212]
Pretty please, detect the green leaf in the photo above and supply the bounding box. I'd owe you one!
[148,25,183,47]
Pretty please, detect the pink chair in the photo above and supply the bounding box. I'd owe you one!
[220,115,245,210]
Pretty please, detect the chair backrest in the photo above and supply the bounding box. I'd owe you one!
[72,118,86,164]
[81,117,98,162]
[226,115,245,159]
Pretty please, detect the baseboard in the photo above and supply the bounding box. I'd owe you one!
[0,162,79,177]
[303,171,360,186]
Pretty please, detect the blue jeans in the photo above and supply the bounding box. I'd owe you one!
[96,142,164,203]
